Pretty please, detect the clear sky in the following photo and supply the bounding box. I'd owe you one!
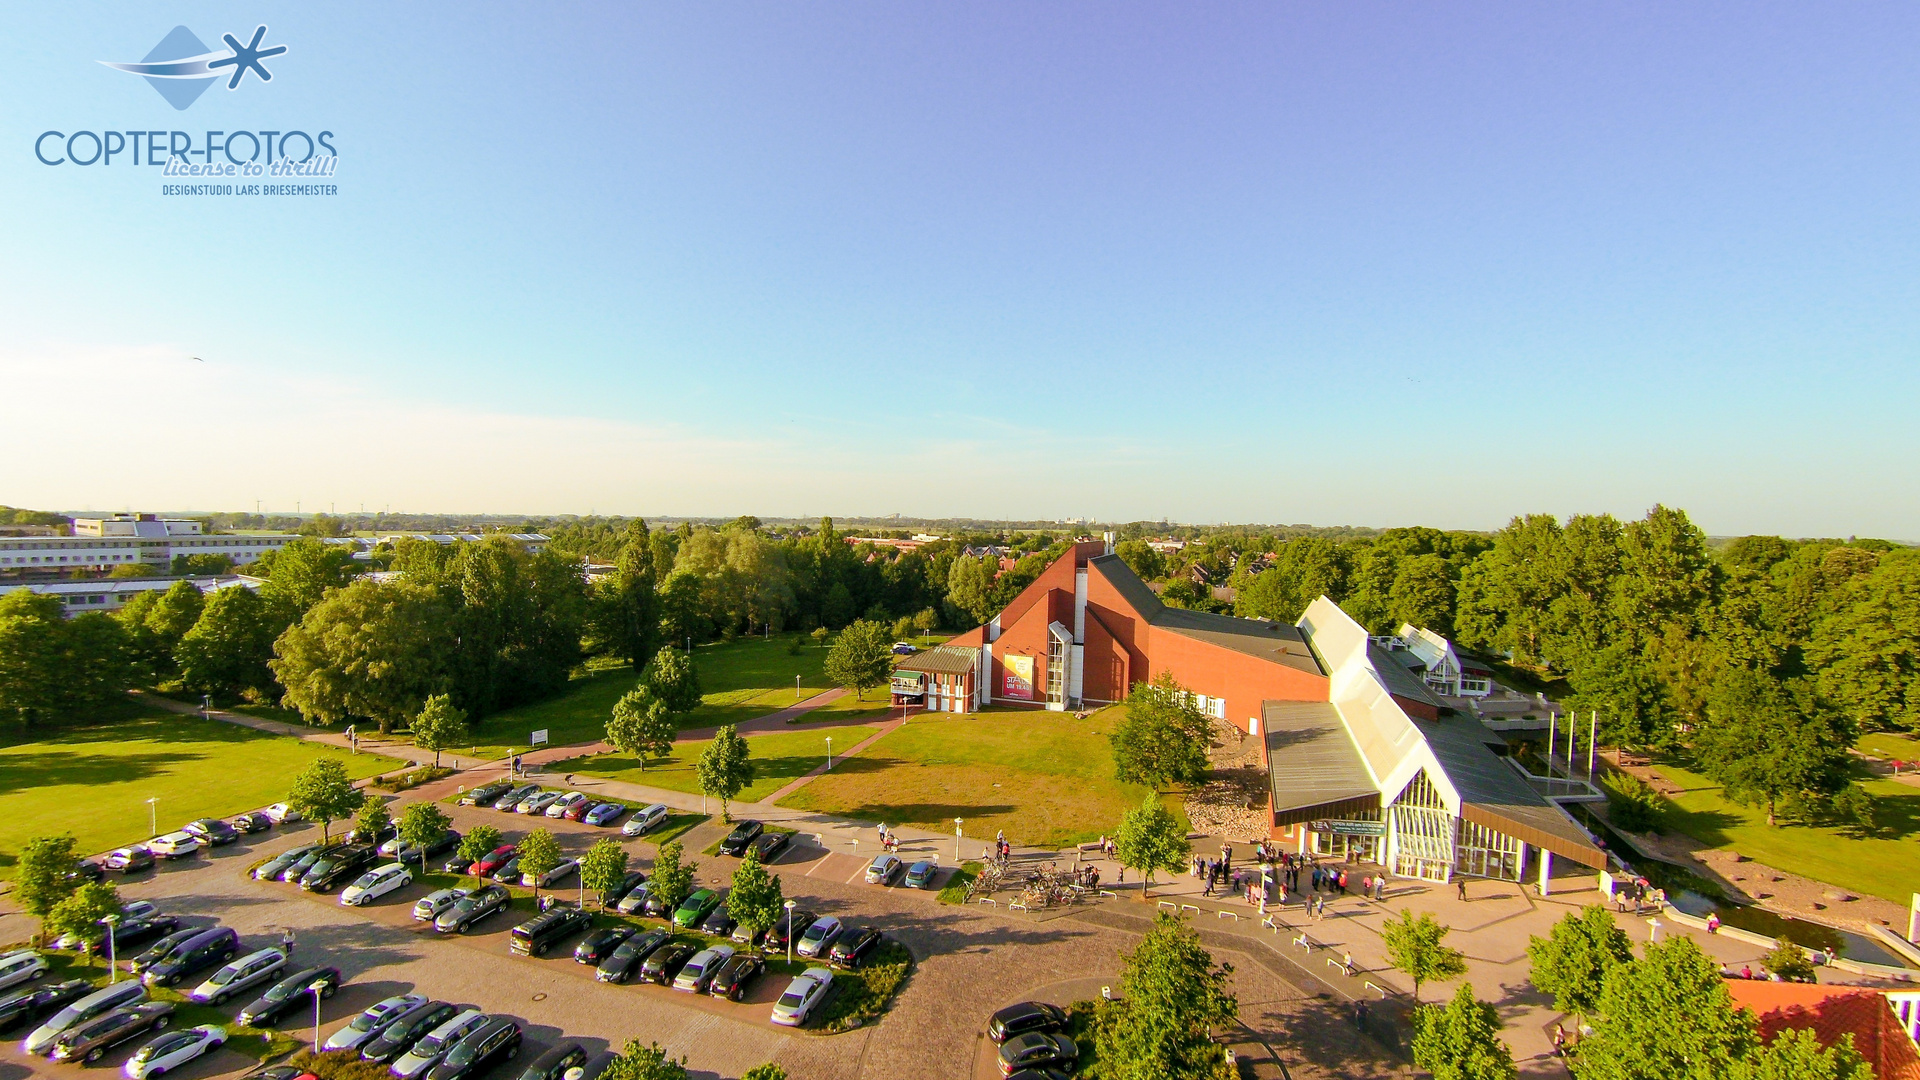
[3,3,1916,537]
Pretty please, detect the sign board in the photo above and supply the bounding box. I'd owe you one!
[1002,655,1036,700]
[530,729,549,747]
[1309,818,1386,837]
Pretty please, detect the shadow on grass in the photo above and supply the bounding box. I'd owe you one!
[0,749,202,790]
[820,802,1018,824]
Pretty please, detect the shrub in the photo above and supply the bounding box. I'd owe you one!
[937,862,982,905]
[1763,941,1817,983]
[286,1049,397,1080]
[371,765,455,792]
[1602,772,1665,833]
[816,940,913,1033]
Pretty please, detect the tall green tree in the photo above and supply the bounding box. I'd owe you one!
[728,846,784,936]
[457,824,503,885]
[1383,910,1468,1001]
[1727,1028,1871,1080]
[581,837,630,905]
[824,619,894,700]
[606,519,661,666]
[607,684,677,771]
[46,881,124,957]
[175,585,278,700]
[1094,912,1238,1080]
[272,578,456,733]
[397,800,452,875]
[517,827,562,898]
[287,757,366,844]
[1110,672,1212,789]
[1574,936,1756,1080]
[1114,792,1191,899]
[1525,905,1634,1018]
[15,835,83,933]
[944,555,998,627]
[740,1066,787,1080]
[697,725,754,822]
[409,693,470,768]
[1807,553,1920,734]
[0,592,131,724]
[255,537,360,620]
[1411,983,1516,1080]
[649,840,694,914]
[1693,669,1854,825]
[355,800,393,845]
[643,646,702,714]
[600,1039,688,1080]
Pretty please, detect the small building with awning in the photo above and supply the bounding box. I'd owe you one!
[890,645,981,713]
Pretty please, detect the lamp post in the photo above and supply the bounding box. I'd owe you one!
[145,797,158,839]
[954,819,963,863]
[100,914,120,984]
[783,900,796,964]
[796,675,801,702]
[825,737,833,771]
[308,979,329,1054]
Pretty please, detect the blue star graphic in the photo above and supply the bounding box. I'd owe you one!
[207,25,287,89]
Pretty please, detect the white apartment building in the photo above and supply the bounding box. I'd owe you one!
[0,514,296,574]
[0,574,261,614]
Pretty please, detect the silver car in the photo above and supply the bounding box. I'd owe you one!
[770,967,833,1027]
[321,994,427,1052]
[22,980,147,1056]
[0,950,48,994]
[622,803,670,837]
[389,1008,487,1080]
[189,948,288,1006]
[412,888,469,922]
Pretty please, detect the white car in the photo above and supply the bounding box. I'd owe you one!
[544,792,588,818]
[189,948,287,1006]
[412,888,469,922]
[146,832,202,860]
[340,862,414,906]
[516,791,563,815]
[770,967,833,1026]
[389,1008,487,1080]
[0,950,47,993]
[796,915,842,959]
[262,803,302,824]
[521,857,579,889]
[673,945,735,993]
[622,803,670,837]
[123,1024,225,1079]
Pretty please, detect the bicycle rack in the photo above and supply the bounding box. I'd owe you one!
[1157,900,1179,911]
[1216,910,1239,921]
[1180,904,1201,916]
[1364,981,1389,998]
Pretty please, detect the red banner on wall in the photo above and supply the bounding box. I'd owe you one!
[1002,655,1036,700]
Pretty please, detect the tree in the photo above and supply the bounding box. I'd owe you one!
[607,684,677,771]
[1728,1028,1872,1080]
[397,801,452,875]
[517,827,561,899]
[1110,672,1212,789]
[914,607,938,638]
[944,555,997,627]
[287,757,366,843]
[728,846,784,936]
[0,592,132,724]
[15,835,83,933]
[46,881,124,958]
[1114,540,1166,583]
[457,824,503,885]
[176,585,278,700]
[409,694,469,768]
[355,800,393,845]
[1095,912,1238,1080]
[1383,910,1468,1002]
[1807,554,1920,734]
[171,552,234,576]
[1525,905,1634,1018]
[602,520,661,667]
[1761,940,1816,983]
[256,536,359,620]
[1114,792,1190,899]
[697,725,754,822]
[600,1039,688,1080]
[1574,936,1756,1080]
[741,1066,787,1080]
[582,837,630,905]
[1411,983,1516,1080]
[643,646,702,714]
[1694,669,1854,825]
[272,579,456,733]
[824,619,894,700]
[649,840,695,914]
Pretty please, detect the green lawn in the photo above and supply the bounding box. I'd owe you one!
[1858,731,1920,762]
[778,705,1188,849]
[1651,760,1920,904]
[563,724,881,805]
[0,710,400,876]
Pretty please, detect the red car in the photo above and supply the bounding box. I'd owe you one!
[471,845,517,877]
[563,800,595,822]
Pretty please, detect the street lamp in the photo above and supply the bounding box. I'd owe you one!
[825,736,833,771]
[145,797,158,839]
[308,979,330,1054]
[783,900,796,964]
[954,819,963,863]
[99,914,120,984]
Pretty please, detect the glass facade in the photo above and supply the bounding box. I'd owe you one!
[1389,771,1455,882]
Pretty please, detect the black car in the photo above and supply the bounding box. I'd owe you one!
[639,943,696,985]
[596,929,670,984]
[361,1000,460,1064]
[828,926,883,970]
[129,928,200,975]
[232,812,274,834]
[999,1033,1079,1075]
[184,818,241,846]
[102,914,183,954]
[435,885,511,934]
[510,1040,586,1080]
[763,910,816,956]
[573,927,635,965]
[1005,1070,1074,1080]
[698,895,737,937]
[572,1050,618,1080]
[351,822,400,847]
[426,1018,522,1080]
[106,846,156,874]
[750,830,791,862]
[242,1065,316,1080]
[717,820,764,857]
[280,844,344,882]
[989,1001,1068,1043]
[141,926,239,987]
[237,966,342,1027]
[460,781,514,807]
[602,870,648,908]
[303,845,378,892]
[509,904,593,957]
[50,1003,175,1064]
[441,851,475,874]
[707,952,766,1001]
[0,979,91,1032]
[487,855,523,884]
[74,858,107,883]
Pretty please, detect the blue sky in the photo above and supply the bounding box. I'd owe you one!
[3,3,1916,536]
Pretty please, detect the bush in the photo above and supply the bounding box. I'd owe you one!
[1602,772,1665,833]
[371,765,455,792]
[1763,940,1817,983]
[937,861,982,905]
[815,940,913,1033]
[286,1049,398,1080]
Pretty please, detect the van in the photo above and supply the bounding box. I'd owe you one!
[140,926,238,987]
[21,979,146,1055]
[508,904,592,957]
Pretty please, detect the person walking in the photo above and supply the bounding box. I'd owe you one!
[1202,865,1215,896]
[1338,870,1348,895]
[1373,875,1386,902]
[280,928,295,957]
[1456,876,1468,902]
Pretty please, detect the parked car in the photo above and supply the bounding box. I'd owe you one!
[235,966,341,1027]
[413,888,470,923]
[190,947,289,1006]
[147,832,203,860]
[509,904,593,957]
[469,845,517,878]
[509,1041,586,1080]
[141,927,239,988]
[124,1023,225,1079]
[698,897,737,938]
[904,859,941,889]
[769,967,833,1027]
[322,994,428,1053]
[583,802,626,827]
[828,926,883,970]
[241,1066,317,1080]
[459,781,513,807]
[571,1050,618,1080]
[491,785,540,811]
[0,950,47,994]
[573,927,635,966]
[424,1017,521,1080]
[182,818,240,847]
[672,946,735,994]
[48,1002,174,1065]
[350,821,399,848]
[128,930,199,977]
[638,943,696,986]
[53,904,162,950]
[561,798,597,822]
[596,929,670,984]
[796,915,843,959]
[303,845,378,892]
[231,811,274,834]
[601,870,647,908]
[621,803,670,837]
[261,803,302,823]
[543,792,587,819]
[0,978,90,1033]
[435,886,511,934]
[75,858,107,883]
[359,1000,458,1065]
[717,820,763,857]
[105,846,156,874]
[23,980,148,1056]
[763,909,816,957]
[729,921,767,949]
[998,1032,1079,1076]
[672,889,722,928]
[708,952,766,1001]
[383,829,461,863]
[487,856,523,884]
[340,862,414,906]
[988,1001,1068,1043]
[864,853,904,885]
[520,857,578,889]
[390,1009,487,1080]
[72,915,182,957]
[515,791,563,816]
[613,882,655,916]
[750,830,791,862]
[891,641,919,655]
[278,844,339,882]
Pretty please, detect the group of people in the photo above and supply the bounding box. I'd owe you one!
[877,824,900,852]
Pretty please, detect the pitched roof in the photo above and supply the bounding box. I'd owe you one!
[1416,713,1606,868]
[1087,555,1321,675]
[1263,701,1380,822]
[1725,982,1920,1080]
[1368,642,1444,709]
[893,645,978,676]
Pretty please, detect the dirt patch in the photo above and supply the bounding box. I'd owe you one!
[1185,719,1271,841]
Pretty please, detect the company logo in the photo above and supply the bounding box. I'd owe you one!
[101,24,287,111]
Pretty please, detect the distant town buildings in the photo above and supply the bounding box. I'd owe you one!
[0,573,260,614]
[0,514,295,575]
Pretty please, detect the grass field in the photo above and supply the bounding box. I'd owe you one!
[564,724,883,806]
[778,706,1188,849]
[1858,731,1920,762]
[1651,759,1920,904]
[0,709,400,876]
